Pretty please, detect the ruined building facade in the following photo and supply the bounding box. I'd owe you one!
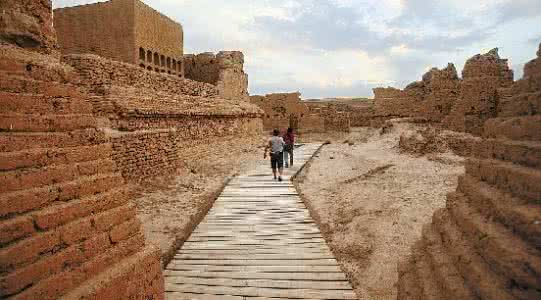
[54,0,184,77]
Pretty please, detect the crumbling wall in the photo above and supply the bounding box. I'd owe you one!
[373,63,460,124]
[64,54,263,183]
[250,92,308,131]
[443,48,514,135]
[397,43,541,300]
[184,51,249,101]
[63,54,217,97]
[0,1,164,298]
[0,0,58,53]
[250,93,351,133]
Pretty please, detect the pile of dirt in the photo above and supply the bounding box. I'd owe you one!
[399,126,449,156]
[295,127,464,299]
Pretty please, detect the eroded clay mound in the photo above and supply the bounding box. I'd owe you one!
[397,44,541,300]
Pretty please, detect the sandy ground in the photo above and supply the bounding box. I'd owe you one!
[133,137,268,265]
[296,124,464,299]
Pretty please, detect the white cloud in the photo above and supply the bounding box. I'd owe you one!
[53,0,541,98]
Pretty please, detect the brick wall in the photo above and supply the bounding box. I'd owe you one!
[134,0,183,75]
[54,0,183,77]
[65,52,263,183]
[54,0,135,63]
[63,54,218,97]
[0,2,164,296]
[110,118,262,181]
[184,51,249,101]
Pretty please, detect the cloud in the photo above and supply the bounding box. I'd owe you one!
[52,0,540,98]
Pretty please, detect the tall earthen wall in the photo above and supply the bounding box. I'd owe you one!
[54,0,135,64]
[0,1,164,298]
[397,43,541,300]
[54,0,184,77]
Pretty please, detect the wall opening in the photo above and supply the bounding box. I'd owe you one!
[154,53,159,66]
[147,50,152,63]
[167,57,171,69]
[139,48,145,60]
[161,55,165,67]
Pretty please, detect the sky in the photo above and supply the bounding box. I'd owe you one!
[53,0,541,99]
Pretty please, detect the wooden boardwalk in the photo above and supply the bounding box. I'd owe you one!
[165,144,356,299]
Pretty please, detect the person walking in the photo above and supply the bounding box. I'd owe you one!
[283,127,295,168]
[264,129,285,181]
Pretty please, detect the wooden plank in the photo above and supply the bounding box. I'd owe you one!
[166,292,242,300]
[174,259,339,266]
[165,270,347,282]
[165,265,343,273]
[166,277,352,290]
[165,284,357,299]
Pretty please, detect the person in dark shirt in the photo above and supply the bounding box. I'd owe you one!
[283,127,295,168]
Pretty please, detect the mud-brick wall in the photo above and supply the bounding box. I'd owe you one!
[0,1,164,297]
[0,50,164,299]
[63,54,218,97]
[111,117,262,181]
[184,51,249,101]
[54,0,135,63]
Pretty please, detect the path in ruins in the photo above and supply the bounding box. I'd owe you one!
[164,143,356,300]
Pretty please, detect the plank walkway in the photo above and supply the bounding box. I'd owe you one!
[165,144,356,300]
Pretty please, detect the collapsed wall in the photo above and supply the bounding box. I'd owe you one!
[372,63,460,125]
[397,44,541,300]
[443,49,514,135]
[184,51,249,101]
[0,1,164,298]
[250,93,350,133]
[63,54,263,183]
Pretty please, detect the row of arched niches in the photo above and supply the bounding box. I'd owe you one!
[139,47,183,77]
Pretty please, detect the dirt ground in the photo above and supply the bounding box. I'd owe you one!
[296,123,465,300]
[133,136,267,265]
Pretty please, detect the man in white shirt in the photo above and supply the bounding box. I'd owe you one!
[264,129,285,181]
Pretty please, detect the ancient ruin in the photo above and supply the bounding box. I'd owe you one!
[0,0,164,298]
[54,0,185,76]
[250,92,350,133]
[1,0,540,299]
[397,43,541,300]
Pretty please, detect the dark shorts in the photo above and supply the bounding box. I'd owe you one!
[270,152,284,170]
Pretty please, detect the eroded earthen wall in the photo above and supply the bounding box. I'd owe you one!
[184,51,249,101]
[0,1,164,298]
[443,48,514,135]
[397,43,541,300]
[250,93,351,133]
[0,0,57,53]
[64,53,263,183]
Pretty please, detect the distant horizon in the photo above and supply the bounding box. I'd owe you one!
[53,0,541,99]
